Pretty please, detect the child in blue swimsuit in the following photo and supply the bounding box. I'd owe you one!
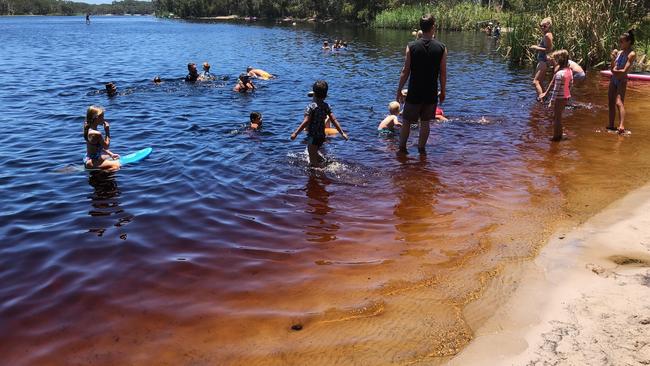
[290,80,348,167]
[83,106,120,170]
[530,17,554,99]
[608,29,636,133]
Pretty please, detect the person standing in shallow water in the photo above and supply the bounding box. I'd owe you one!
[396,14,447,154]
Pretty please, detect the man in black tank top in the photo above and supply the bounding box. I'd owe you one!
[396,14,447,154]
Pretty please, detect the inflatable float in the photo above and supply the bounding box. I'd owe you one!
[600,70,650,81]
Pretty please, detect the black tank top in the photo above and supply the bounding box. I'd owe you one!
[406,38,446,104]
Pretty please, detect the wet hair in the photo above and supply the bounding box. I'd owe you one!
[250,111,262,122]
[187,63,196,71]
[246,66,253,72]
[312,80,328,99]
[153,76,162,83]
[105,82,117,96]
[84,105,104,142]
[420,14,436,33]
[389,101,400,113]
[323,40,329,45]
[552,49,569,69]
[203,62,210,71]
[620,29,635,46]
[239,73,251,83]
[540,17,552,27]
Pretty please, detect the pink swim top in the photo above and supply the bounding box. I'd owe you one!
[552,68,573,100]
[436,107,443,116]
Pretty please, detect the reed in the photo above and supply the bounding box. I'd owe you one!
[499,0,648,68]
[373,3,503,31]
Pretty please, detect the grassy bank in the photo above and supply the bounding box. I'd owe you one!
[373,3,502,31]
[373,1,648,70]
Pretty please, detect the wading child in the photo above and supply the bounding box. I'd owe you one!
[200,62,215,81]
[234,74,255,93]
[608,30,636,133]
[83,106,120,170]
[378,101,402,132]
[540,50,573,141]
[530,17,554,99]
[249,112,263,130]
[290,80,348,167]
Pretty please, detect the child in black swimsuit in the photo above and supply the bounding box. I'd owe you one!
[290,80,348,167]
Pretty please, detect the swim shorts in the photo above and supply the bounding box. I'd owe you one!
[403,103,436,123]
[308,135,326,147]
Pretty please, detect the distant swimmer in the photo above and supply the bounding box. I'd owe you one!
[200,62,215,81]
[435,106,448,121]
[83,106,120,170]
[185,63,199,82]
[377,101,402,132]
[153,75,162,84]
[86,13,90,25]
[247,66,273,80]
[322,40,330,50]
[234,73,255,93]
[105,82,117,97]
[249,112,263,130]
[342,41,348,49]
[290,80,348,167]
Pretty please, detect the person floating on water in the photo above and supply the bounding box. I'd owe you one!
[153,75,162,84]
[85,13,90,25]
[531,17,554,100]
[290,80,348,167]
[185,63,199,82]
[396,14,447,155]
[83,106,120,170]
[378,101,402,133]
[539,50,573,141]
[199,62,215,81]
[608,29,636,134]
[105,82,117,97]
[247,66,274,80]
[234,73,255,93]
[249,112,263,130]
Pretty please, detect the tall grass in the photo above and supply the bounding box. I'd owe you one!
[499,0,647,68]
[373,3,503,31]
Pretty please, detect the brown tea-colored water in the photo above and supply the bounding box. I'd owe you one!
[1,17,649,365]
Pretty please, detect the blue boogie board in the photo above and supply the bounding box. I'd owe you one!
[118,147,153,165]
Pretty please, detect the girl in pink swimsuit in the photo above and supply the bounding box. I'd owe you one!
[540,50,573,141]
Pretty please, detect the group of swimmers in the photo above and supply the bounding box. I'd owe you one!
[322,39,348,51]
[530,17,636,139]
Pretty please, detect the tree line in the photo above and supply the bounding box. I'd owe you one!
[0,0,154,15]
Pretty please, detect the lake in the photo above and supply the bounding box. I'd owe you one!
[1,15,649,365]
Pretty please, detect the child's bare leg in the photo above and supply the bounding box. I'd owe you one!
[307,144,321,167]
[533,62,547,97]
[552,99,566,141]
[607,81,617,129]
[418,120,430,152]
[398,121,412,152]
[100,159,121,171]
[616,81,627,131]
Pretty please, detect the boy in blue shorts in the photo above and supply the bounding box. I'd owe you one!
[290,80,348,167]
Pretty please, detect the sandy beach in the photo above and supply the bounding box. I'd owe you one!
[452,183,650,365]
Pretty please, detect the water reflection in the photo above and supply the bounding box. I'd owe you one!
[393,154,440,244]
[303,171,339,243]
[86,171,129,238]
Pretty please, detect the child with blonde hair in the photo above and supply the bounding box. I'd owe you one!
[530,17,554,99]
[539,50,573,141]
[378,101,402,132]
[83,106,120,170]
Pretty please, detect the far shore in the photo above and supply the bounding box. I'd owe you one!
[450,183,650,365]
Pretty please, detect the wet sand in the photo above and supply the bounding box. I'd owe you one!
[451,182,650,365]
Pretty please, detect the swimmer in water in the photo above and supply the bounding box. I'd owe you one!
[234,73,255,93]
[290,80,348,167]
[435,106,448,121]
[199,62,215,81]
[378,101,402,132]
[322,40,330,50]
[249,112,263,130]
[105,82,117,97]
[342,41,348,48]
[83,106,120,170]
[247,66,274,79]
[185,63,199,82]
[153,76,162,84]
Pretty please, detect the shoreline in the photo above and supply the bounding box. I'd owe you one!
[450,183,650,365]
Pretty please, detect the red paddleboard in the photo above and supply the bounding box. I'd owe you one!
[600,70,650,81]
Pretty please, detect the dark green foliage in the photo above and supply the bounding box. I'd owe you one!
[0,0,154,15]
